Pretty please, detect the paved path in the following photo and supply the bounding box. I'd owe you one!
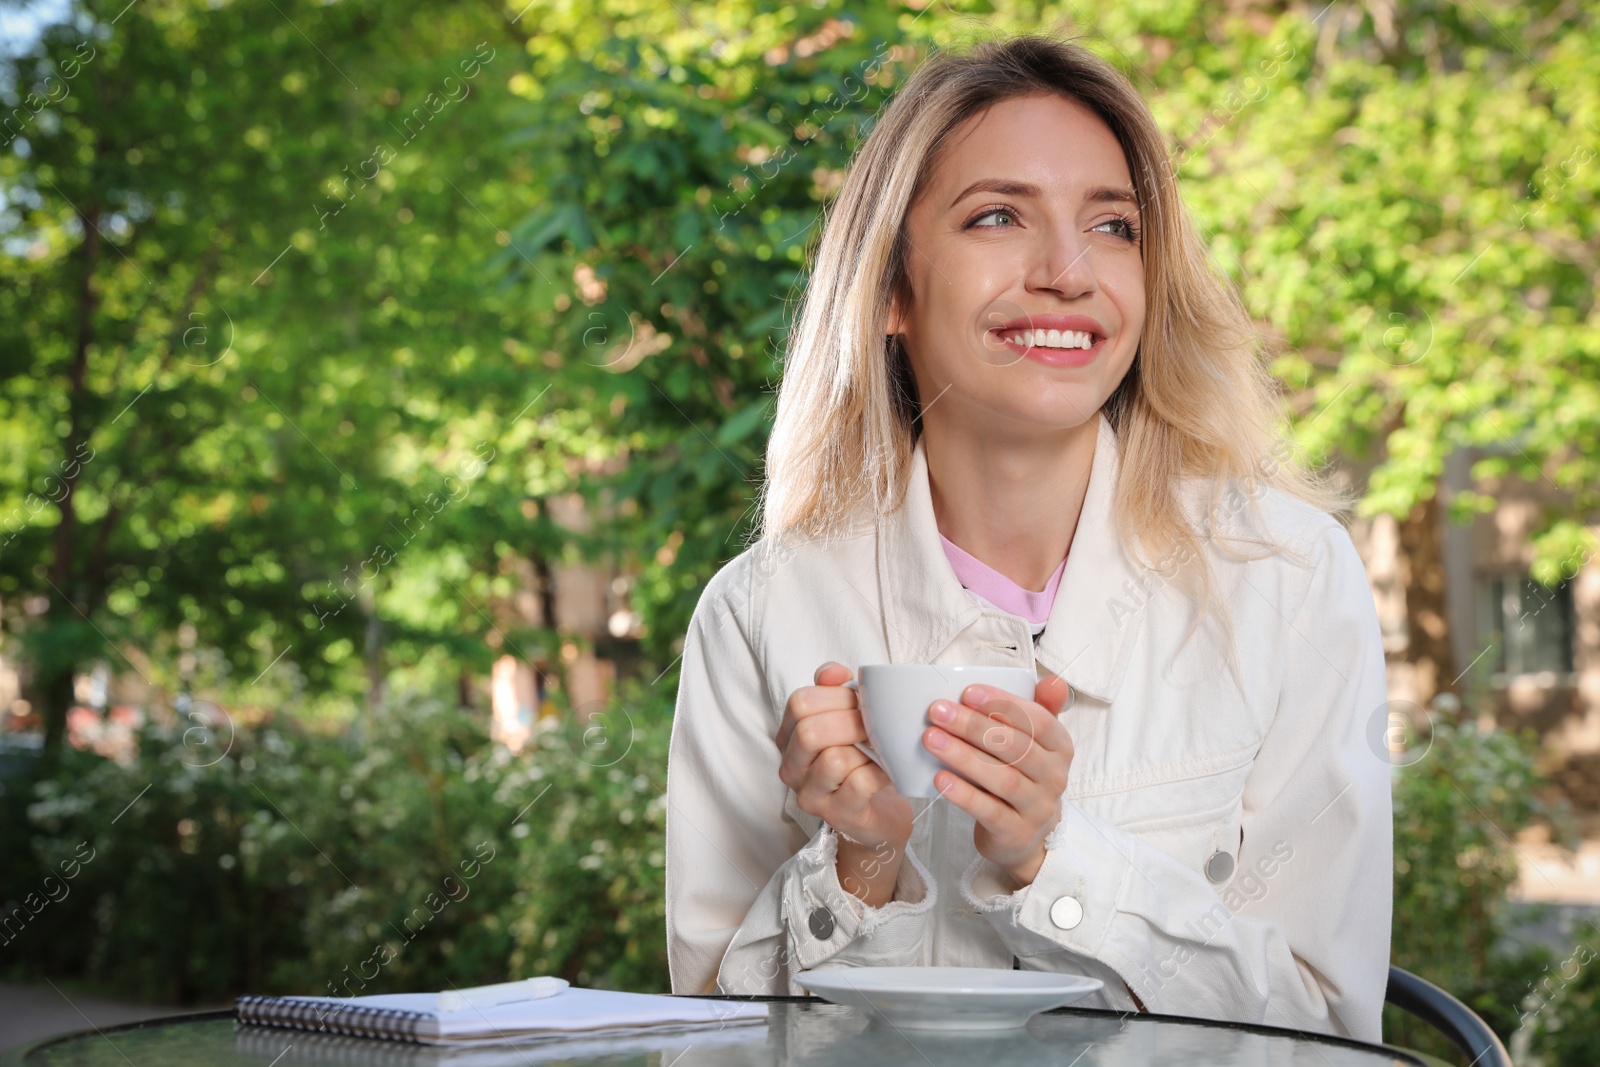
[1514,818,1600,906]
[1506,818,1600,954]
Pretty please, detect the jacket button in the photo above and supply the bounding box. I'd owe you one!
[1205,850,1236,884]
[808,906,835,940]
[1049,895,1084,930]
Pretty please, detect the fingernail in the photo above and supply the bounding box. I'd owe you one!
[930,700,955,723]
[963,685,989,707]
[926,728,947,750]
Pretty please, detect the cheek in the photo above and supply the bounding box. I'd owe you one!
[905,280,1012,376]
[1102,263,1146,331]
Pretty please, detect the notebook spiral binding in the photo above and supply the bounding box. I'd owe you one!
[236,995,428,1044]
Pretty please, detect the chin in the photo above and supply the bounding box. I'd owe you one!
[1013,376,1112,418]
[990,392,1107,433]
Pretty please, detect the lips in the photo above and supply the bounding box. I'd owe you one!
[985,312,1110,368]
[988,313,1108,341]
[995,333,1106,368]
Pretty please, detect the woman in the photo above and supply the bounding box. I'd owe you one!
[664,34,1392,1043]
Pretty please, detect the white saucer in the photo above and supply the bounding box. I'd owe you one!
[795,966,1103,1031]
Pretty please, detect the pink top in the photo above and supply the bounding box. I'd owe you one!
[938,532,1067,637]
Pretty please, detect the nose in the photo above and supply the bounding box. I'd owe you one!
[1024,225,1097,300]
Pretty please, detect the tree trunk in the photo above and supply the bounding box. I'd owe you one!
[38,654,76,770]
[364,598,385,722]
[1395,491,1457,708]
[528,545,556,714]
[530,543,557,630]
[39,199,102,764]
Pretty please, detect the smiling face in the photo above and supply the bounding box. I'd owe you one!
[890,92,1146,435]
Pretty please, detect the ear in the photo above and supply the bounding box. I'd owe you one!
[885,293,906,336]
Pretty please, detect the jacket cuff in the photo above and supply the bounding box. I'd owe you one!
[959,803,1129,961]
[783,824,936,971]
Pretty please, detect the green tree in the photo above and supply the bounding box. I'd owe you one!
[489,0,938,662]
[1102,0,1600,705]
[0,0,594,753]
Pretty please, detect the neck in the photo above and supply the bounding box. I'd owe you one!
[923,413,1098,592]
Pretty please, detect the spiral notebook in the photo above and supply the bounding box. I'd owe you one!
[235,985,767,1047]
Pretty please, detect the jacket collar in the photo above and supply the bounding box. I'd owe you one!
[874,412,1149,703]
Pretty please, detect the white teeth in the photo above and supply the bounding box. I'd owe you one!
[1001,328,1095,350]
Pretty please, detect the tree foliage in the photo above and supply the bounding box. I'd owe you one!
[2,1,584,748]
[4,0,1594,743]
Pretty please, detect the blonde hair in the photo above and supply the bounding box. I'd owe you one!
[753,33,1350,632]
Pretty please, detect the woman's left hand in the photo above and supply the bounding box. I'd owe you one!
[923,674,1075,888]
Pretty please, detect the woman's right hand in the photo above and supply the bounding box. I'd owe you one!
[775,661,914,855]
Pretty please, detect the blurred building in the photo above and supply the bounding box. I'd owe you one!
[1346,447,1600,812]
[488,485,644,754]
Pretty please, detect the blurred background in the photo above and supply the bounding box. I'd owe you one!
[0,0,1596,1061]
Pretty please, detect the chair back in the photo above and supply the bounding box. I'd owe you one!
[1385,965,1512,1067]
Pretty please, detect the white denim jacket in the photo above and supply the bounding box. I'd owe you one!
[665,413,1393,1043]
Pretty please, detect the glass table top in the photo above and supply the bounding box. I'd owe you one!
[3,998,1426,1067]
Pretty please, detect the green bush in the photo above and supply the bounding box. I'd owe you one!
[3,718,332,1001]
[0,681,674,1000]
[498,682,669,990]
[1384,704,1577,1063]
[1513,922,1600,1067]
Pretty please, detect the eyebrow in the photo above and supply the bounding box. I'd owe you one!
[948,178,1140,211]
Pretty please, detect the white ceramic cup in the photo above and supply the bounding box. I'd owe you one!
[843,664,1039,799]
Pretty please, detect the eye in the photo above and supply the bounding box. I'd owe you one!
[1094,214,1141,243]
[964,205,1020,229]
